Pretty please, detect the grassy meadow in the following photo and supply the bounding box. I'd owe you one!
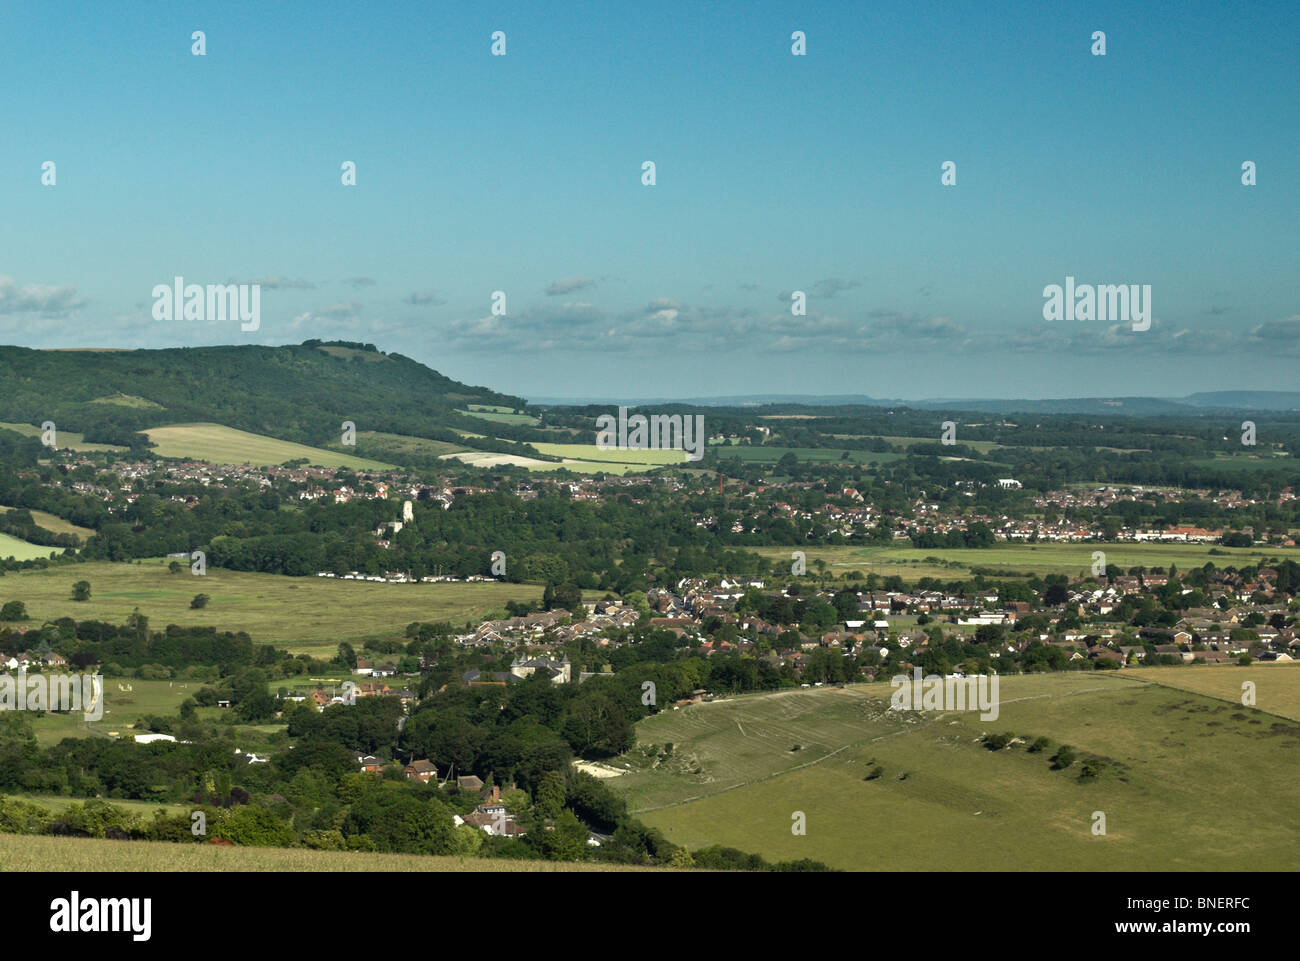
[529,442,684,466]
[751,542,1300,580]
[0,559,542,653]
[16,675,321,749]
[610,671,1300,870]
[0,422,126,453]
[17,795,190,817]
[90,393,165,410]
[355,430,468,458]
[459,409,542,426]
[711,445,905,465]
[20,677,206,747]
[1115,662,1300,720]
[0,506,95,540]
[0,532,62,562]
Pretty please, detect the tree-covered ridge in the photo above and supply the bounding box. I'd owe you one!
[0,342,525,449]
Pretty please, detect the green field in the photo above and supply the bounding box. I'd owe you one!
[16,795,190,817]
[17,674,311,749]
[611,671,1300,870]
[751,542,1300,580]
[878,435,1004,454]
[712,445,905,465]
[459,409,541,426]
[90,393,164,410]
[356,430,468,458]
[10,676,270,748]
[144,423,394,470]
[0,532,60,561]
[1191,454,1298,473]
[530,442,684,466]
[1117,662,1300,720]
[0,559,542,653]
[20,677,207,747]
[0,834,664,872]
[0,422,126,453]
[0,506,95,540]
[316,345,388,363]
[521,441,682,473]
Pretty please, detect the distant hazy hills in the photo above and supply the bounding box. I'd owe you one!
[3,341,1296,460]
[1179,391,1300,410]
[531,392,1300,415]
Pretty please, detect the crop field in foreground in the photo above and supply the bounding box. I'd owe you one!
[610,671,1300,871]
[0,834,666,872]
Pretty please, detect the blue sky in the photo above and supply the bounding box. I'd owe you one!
[2,0,1297,400]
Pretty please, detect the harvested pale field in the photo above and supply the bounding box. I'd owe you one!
[530,443,685,466]
[144,423,393,470]
[573,760,629,779]
[440,451,561,469]
[439,450,653,475]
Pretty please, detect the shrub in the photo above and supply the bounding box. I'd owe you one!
[1051,745,1077,770]
[0,795,52,835]
[302,829,347,850]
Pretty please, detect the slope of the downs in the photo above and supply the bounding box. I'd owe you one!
[609,672,1300,871]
